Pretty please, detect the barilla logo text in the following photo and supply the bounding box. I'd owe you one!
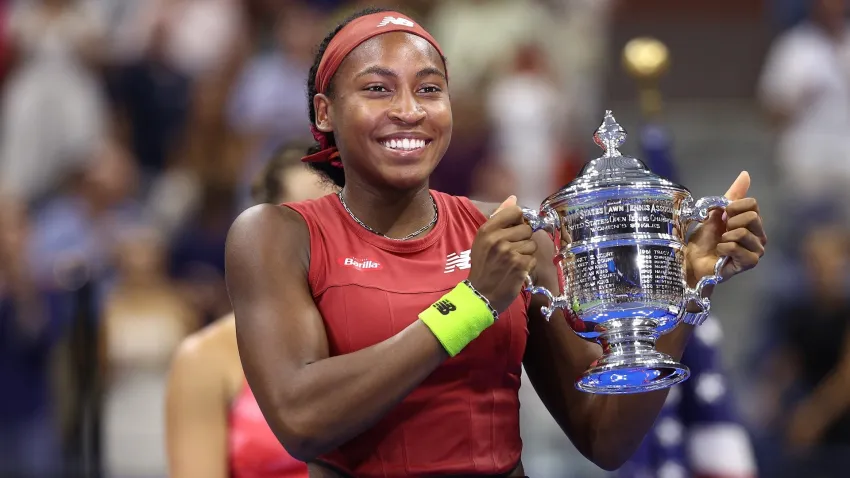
[339,257,383,271]
[377,16,415,28]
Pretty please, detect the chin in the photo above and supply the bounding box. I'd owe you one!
[379,164,435,191]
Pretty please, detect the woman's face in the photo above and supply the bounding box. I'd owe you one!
[315,32,452,191]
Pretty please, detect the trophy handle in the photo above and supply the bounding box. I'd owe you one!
[679,195,731,323]
[520,207,569,321]
[680,195,730,223]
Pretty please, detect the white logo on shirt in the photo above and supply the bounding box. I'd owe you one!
[377,16,415,28]
[445,250,471,273]
[338,257,383,271]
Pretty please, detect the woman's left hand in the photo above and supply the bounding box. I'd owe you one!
[685,171,767,288]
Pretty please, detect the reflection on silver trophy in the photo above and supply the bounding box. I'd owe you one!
[522,110,728,394]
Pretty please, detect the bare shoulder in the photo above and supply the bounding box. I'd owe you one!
[226,203,311,279]
[178,315,236,359]
[227,203,309,252]
[172,316,236,380]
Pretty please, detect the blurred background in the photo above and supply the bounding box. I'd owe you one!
[1,0,850,477]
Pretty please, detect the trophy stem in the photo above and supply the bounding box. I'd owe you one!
[576,322,690,394]
[600,323,659,355]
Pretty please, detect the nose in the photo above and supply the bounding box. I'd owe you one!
[387,90,426,124]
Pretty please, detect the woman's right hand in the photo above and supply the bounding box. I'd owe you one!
[467,196,537,313]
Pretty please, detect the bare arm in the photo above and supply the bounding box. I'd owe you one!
[165,332,230,478]
[787,327,850,446]
[797,327,850,420]
[0,202,48,345]
[225,204,448,461]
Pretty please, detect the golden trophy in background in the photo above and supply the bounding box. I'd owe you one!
[622,37,670,119]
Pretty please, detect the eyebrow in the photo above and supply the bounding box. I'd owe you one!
[355,65,447,81]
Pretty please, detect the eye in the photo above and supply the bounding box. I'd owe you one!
[419,86,442,94]
[364,85,389,93]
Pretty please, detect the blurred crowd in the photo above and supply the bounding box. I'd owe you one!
[0,0,849,477]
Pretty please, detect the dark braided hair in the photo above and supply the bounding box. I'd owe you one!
[305,7,395,188]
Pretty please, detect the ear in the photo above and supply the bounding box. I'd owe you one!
[313,93,333,133]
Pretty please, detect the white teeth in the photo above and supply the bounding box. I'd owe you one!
[382,138,427,151]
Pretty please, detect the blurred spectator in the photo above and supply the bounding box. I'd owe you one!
[227,2,325,209]
[483,42,565,207]
[620,317,757,478]
[103,0,244,76]
[142,71,245,244]
[0,0,107,205]
[161,0,243,78]
[755,224,850,476]
[428,0,549,98]
[108,9,192,184]
[165,142,331,478]
[758,0,850,219]
[26,138,144,304]
[538,0,615,137]
[107,0,248,199]
[167,179,236,325]
[101,227,198,478]
[0,200,72,476]
[228,1,320,140]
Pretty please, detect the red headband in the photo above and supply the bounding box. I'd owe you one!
[301,12,446,167]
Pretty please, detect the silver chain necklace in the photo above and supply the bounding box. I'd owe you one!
[337,191,438,241]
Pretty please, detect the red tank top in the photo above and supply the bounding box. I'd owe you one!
[285,191,529,477]
[228,381,309,478]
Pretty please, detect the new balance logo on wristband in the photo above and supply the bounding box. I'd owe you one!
[445,250,471,273]
[377,16,415,27]
[433,299,457,315]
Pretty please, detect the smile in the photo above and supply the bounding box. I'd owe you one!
[380,138,430,152]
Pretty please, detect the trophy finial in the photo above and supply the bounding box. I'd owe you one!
[594,110,627,157]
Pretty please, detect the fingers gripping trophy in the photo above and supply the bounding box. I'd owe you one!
[521,110,731,395]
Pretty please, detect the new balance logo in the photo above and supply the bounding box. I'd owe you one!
[338,257,383,271]
[433,299,456,315]
[377,16,415,28]
[444,250,471,273]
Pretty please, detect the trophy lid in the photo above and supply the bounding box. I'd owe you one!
[543,110,683,207]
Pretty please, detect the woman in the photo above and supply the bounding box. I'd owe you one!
[225,8,768,477]
[166,144,332,478]
[102,227,197,478]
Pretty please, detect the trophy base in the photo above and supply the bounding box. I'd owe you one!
[575,322,691,394]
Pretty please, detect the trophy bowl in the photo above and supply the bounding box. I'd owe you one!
[522,110,728,394]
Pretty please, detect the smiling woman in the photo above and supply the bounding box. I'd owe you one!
[302,8,451,193]
[224,7,768,478]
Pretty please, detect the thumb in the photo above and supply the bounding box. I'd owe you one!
[724,171,751,201]
[492,195,517,216]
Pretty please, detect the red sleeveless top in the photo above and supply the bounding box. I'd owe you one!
[228,382,309,478]
[285,191,529,477]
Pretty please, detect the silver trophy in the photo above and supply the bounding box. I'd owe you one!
[522,110,728,394]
